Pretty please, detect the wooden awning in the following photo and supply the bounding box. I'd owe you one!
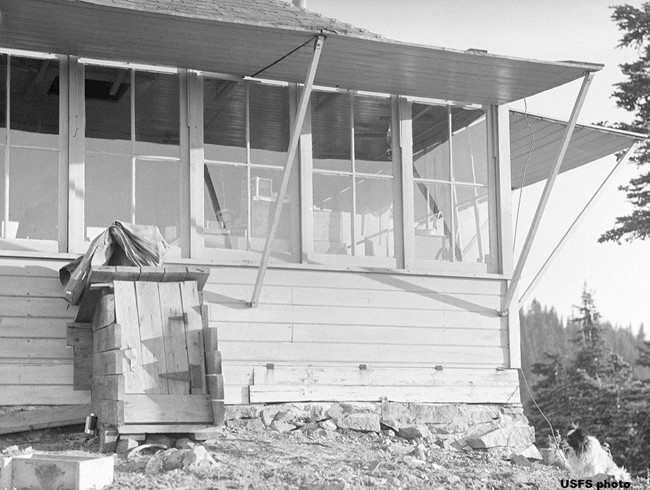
[510,110,645,189]
[0,0,602,105]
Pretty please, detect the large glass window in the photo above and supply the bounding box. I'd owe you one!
[311,92,395,261]
[85,66,182,256]
[203,79,297,262]
[0,55,61,252]
[412,102,491,266]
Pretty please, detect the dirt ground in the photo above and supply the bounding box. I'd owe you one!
[1,425,648,490]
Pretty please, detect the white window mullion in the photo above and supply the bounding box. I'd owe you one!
[181,69,197,258]
[447,105,456,262]
[3,56,10,240]
[245,82,252,249]
[130,69,136,224]
[58,55,69,252]
[398,96,414,270]
[68,57,85,253]
[298,85,314,261]
[349,93,356,257]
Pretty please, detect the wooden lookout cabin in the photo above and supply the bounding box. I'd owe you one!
[0,0,644,436]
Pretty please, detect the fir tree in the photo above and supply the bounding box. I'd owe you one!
[600,4,650,243]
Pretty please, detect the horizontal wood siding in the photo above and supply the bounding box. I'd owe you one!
[0,257,89,406]
[204,266,512,404]
[1,257,514,407]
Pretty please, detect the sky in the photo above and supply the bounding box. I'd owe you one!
[306,0,649,331]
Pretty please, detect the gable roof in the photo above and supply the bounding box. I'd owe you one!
[1,0,602,105]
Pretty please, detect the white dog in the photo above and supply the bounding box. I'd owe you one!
[565,427,630,481]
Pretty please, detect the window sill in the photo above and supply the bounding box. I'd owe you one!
[0,250,511,281]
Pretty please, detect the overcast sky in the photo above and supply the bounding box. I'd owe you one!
[307,0,649,330]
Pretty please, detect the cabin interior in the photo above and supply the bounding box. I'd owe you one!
[0,0,642,434]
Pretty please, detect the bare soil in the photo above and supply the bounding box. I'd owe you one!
[1,425,648,489]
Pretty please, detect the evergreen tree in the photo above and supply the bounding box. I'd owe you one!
[600,4,650,243]
[570,285,606,378]
[525,285,650,474]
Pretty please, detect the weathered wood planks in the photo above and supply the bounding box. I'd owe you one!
[123,394,213,424]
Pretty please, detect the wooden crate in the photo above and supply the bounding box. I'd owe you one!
[1,454,114,490]
[69,266,224,444]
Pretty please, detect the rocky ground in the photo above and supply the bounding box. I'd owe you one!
[1,423,648,490]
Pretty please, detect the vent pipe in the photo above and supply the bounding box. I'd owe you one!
[293,0,306,8]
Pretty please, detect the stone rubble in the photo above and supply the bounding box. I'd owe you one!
[109,402,554,476]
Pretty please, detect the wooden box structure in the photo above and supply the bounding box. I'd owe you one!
[76,266,224,439]
[1,454,114,490]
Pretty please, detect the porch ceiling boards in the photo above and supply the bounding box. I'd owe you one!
[509,110,644,189]
[0,0,602,105]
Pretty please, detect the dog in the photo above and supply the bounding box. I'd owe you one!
[565,427,630,481]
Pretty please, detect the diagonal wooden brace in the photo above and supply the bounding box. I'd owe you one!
[250,35,325,307]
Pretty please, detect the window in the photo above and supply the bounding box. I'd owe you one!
[0,55,61,252]
[310,92,396,265]
[411,102,492,269]
[84,65,182,256]
[202,79,298,262]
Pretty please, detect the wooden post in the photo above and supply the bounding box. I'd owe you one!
[501,72,594,315]
[250,35,325,307]
[202,305,225,425]
[518,142,639,305]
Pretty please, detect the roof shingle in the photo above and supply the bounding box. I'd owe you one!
[78,0,384,40]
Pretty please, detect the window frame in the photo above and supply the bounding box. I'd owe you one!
[0,48,506,279]
[71,59,188,256]
[0,51,68,253]
[196,75,301,264]
[302,89,401,269]
[401,97,499,274]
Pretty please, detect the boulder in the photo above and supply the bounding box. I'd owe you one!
[397,426,424,441]
[335,412,381,432]
[162,448,186,470]
[518,444,543,461]
[144,452,164,474]
[182,445,217,469]
[225,404,264,420]
[175,437,195,450]
[465,426,534,450]
[116,438,139,453]
[510,454,532,467]
[318,419,337,431]
[226,418,265,431]
[270,420,296,433]
[145,434,172,448]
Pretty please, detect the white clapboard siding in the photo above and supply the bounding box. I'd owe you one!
[0,296,74,319]
[205,266,505,296]
[0,363,74,385]
[0,276,66,298]
[214,322,507,346]
[0,317,69,338]
[249,385,521,404]
[0,257,80,408]
[203,284,501,312]
[209,303,500,329]
[219,341,506,366]
[4,386,90,405]
[204,264,510,404]
[0,339,73,360]
[250,366,518,387]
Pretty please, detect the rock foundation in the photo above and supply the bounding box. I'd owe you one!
[225,402,536,454]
